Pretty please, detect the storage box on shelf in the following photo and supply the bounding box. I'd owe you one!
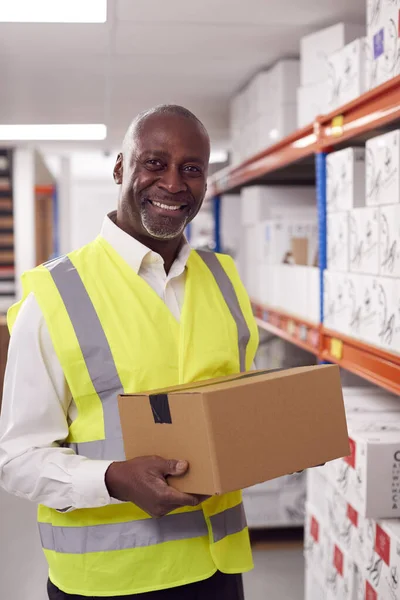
[240,185,316,226]
[379,204,400,278]
[321,410,400,519]
[300,23,366,86]
[366,0,400,90]
[366,130,400,207]
[298,22,365,128]
[349,207,380,275]
[327,148,366,213]
[297,80,329,129]
[327,212,350,272]
[327,37,366,112]
[229,59,300,161]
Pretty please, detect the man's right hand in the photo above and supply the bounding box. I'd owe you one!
[105,456,202,518]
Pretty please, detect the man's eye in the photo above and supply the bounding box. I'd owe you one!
[146,160,163,168]
[183,165,201,173]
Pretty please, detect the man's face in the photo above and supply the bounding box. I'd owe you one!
[114,113,209,241]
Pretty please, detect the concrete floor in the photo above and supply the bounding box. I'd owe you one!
[0,488,305,600]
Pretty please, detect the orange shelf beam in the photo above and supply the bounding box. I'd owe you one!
[321,328,400,396]
[209,75,400,197]
[252,301,320,356]
[318,75,400,149]
[208,124,317,197]
[252,303,400,395]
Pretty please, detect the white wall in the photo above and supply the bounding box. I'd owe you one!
[70,180,117,249]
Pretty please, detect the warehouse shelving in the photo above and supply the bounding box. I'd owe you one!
[210,74,400,394]
[252,301,320,356]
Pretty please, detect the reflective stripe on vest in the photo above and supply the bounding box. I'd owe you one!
[196,250,250,373]
[38,502,246,554]
[46,251,250,460]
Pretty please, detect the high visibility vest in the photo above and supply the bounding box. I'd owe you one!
[8,236,259,597]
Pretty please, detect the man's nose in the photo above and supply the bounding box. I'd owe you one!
[157,167,186,194]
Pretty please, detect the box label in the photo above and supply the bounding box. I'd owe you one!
[366,581,378,600]
[330,338,343,360]
[347,504,359,528]
[375,524,391,566]
[333,545,344,576]
[373,29,384,59]
[331,115,344,137]
[344,438,356,469]
[310,516,319,543]
[287,319,295,336]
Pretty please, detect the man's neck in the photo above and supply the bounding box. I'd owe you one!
[114,214,184,274]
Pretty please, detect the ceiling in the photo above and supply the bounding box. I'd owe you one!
[0,0,366,155]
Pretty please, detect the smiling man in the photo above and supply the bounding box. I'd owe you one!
[0,105,259,600]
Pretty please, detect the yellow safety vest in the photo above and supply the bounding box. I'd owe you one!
[8,236,259,597]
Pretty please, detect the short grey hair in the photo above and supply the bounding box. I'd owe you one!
[122,104,210,155]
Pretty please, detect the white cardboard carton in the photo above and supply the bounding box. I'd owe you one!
[343,387,400,414]
[323,414,400,518]
[297,81,329,128]
[327,148,366,213]
[379,204,400,278]
[374,276,398,353]
[344,274,380,346]
[365,519,400,600]
[349,208,380,275]
[323,271,350,334]
[253,60,300,116]
[366,0,400,89]
[240,186,315,226]
[327,212,350,272]
[300,23,366,86]
[366,130,400,206]
[257,104,297,149]
[327,38,366,111]
[307,468,375,571]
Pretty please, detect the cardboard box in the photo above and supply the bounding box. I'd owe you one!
[343,387,400,414]
[307,468,374,571]
[365,519,400,600]
[379,204,400,278]
[366,130,400,206]
[366,0,400,89]
[349,208,380,275]
[305,503,358,600]
[327,38,366,112]
[257,104,297,149]
[253,59,300,116]
[117,366,349,495]
[240,185,315,226]
[300,23,366,86]
[297,81,329,128]
[323,271,350,334]
[327,148,366,213]
[322,413,400,518]
[374,276,398,353]
[305,567,327,600]
[342,274,380,345]
[327,212,350,272]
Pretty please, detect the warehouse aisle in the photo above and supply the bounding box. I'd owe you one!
[244,543,304,599]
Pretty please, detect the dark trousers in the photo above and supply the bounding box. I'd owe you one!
[47,572,245,600]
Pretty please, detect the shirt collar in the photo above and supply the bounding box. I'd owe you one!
[100,211,192,274]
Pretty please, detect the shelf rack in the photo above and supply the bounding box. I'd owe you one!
[210,75,400,394]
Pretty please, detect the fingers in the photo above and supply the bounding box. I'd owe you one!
[164,486,201,508]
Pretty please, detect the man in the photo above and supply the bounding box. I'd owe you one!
[0,105,259,599]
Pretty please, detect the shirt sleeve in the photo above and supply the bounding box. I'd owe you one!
[0,293,113,510]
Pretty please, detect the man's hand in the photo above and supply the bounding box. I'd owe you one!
[105,456,203,518]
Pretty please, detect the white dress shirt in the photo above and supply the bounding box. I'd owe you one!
[0,213,192,511]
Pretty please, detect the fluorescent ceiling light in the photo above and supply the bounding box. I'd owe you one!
[210,149,228,164]
[0,124,107,141]
[0,0,107,23]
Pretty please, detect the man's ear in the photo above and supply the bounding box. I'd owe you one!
[113,153,123,185]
